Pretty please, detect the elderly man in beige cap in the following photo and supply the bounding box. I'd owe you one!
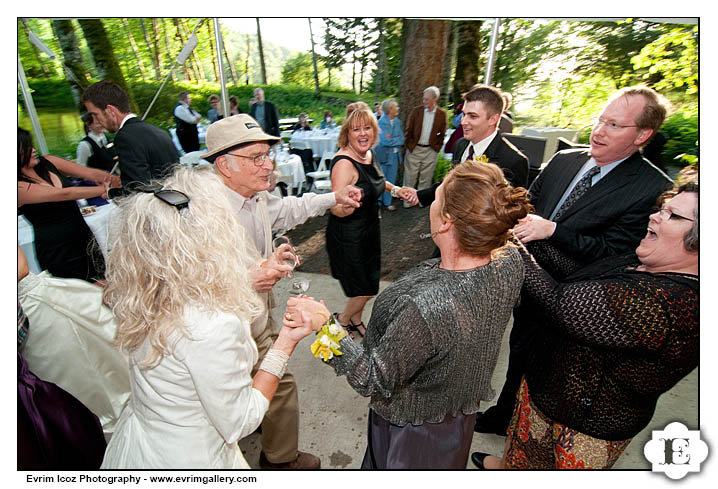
[201,114,361,470]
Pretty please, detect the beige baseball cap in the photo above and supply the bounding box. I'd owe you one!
[201,114,280,161]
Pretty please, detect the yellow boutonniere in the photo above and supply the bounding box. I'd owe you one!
[310,318,347,362]
[476,154,489,163]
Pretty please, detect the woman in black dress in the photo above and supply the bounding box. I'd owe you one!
[17,127,119,282]
[326,102,418,337]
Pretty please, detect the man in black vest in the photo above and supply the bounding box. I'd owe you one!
[174,91,201,153]
[82,81,179,198]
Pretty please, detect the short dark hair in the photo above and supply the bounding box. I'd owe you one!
[463,85,505,117]
[82,80,131,113]
[81,112,94,134]
[179,91,190,101]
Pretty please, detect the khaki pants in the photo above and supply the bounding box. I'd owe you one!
[251,315,299,463]
[404,146,438,191]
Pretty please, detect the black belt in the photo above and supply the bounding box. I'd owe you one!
[417,144,431,147]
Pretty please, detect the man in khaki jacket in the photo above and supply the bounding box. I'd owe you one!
[403,86,447,199]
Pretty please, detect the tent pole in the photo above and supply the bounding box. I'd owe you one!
[484,18,501,85]
[18,56,48,155]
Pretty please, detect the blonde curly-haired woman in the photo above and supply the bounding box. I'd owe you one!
[100,166,312,469]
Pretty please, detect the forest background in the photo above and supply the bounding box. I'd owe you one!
[17,17,698,173]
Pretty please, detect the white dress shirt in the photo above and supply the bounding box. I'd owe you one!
[174,102,199,124]
[460,131,499,163]
[76,131,109,167]
[418,107,436,146]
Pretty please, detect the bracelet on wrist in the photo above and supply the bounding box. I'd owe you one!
[390,186,400,198]
[258,348,290,379]
[310,313,347,362]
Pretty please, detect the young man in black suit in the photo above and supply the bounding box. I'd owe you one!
[82,81,179,198]
[472,86,674,465]
[451,85,528,188]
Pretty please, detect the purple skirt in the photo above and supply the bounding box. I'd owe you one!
[361,408,476,469]
[18,352,106,469]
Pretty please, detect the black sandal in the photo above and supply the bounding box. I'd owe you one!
[348,319,366,338]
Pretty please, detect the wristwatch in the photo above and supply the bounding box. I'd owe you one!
[390,186,400,198]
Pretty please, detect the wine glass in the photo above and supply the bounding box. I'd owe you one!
[289,277,310,295]
[272,233,310,294]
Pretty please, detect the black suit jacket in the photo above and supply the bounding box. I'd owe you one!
[530,149,673,262]
[250,101,280,137]
[452,135,529,188]
[110,117,180,197]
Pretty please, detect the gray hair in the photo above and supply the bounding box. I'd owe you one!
[381,98,397,116]
[424,86,440,100]
[679,182,699,253]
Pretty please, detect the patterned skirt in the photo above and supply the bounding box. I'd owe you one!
[504,378,632,469]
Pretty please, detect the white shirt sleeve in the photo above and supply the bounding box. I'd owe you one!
[76,140,92,166]
[265,191,337,234]
[176,309,269,444]
[174,104,199,124]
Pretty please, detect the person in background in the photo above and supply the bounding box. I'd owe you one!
[285,161,532,469]
[207,94,223,123]
[292,113,312,131]
[18,127,119,282]
[375,98,404,212]
[498,92,515,134]
[443,102,465,155]
[100,166,315,469]
[373,102,383,120]
[250,88,280,137]
[403,86,447,200]
[230,95,242,116]
[173,91,201,153]
[82,81,179,198]
[77,112,115,172]
[320,110,336,130]
[472,181,698,469]
[326,102,417,339]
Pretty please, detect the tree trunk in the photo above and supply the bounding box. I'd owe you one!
[51,19,90,109]
[256,18,267,85]
[245,34,251,85]
[452,20,482,107]
[207,21,221,83]
[441,21,458,107]
[376,18,387,98]
[160,19,177,82]
[179,19,205,82]
[172,19,194,82]
[121,18,148,82]
[398,19,451,130]
[150,19,164,80]
[308,18,321,95]
[77,18,139,114]
[139,18,161,81]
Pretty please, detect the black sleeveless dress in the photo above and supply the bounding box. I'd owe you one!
[326,152,385,297]
[19,159,105,282]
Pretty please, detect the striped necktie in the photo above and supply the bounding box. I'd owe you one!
[553,166,601,220]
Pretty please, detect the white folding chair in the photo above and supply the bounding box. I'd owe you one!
[306,151,334,192]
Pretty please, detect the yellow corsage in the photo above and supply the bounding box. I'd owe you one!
[310,315,347,362]
[475,154,490,163]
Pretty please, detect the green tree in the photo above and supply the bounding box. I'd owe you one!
[281,52,326,88]
[631,25,698,98]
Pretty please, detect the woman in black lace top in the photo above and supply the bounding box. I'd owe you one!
[474,182,698,470]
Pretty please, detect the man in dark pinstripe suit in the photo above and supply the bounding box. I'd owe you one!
[472,86,674,443]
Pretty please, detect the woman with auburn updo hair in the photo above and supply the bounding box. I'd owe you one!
[100,166,314,469]
[285,160,532,469]
[326,101,418,339]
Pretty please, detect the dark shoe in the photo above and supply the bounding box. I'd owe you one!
[348,319,366,338]
[474,412,508,436]
[386,205,397,211]
[471,451,491,470]
[259,450,321,470]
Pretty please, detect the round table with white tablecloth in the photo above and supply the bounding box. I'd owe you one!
[18,201,118,275]
[274,151,306,193]
[289,128,340,160]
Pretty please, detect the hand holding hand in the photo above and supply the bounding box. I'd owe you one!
[284,296,330,331]
[279,310,314,343]
[513,214,556,243]
[397,186,418,205]
[335,185,362,209]
[109,174,122,188]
